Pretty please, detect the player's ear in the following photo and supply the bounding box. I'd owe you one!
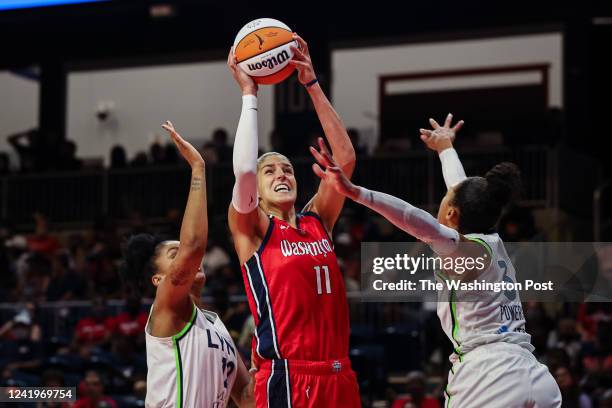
[152,274,163,287]
[447,207,460,230]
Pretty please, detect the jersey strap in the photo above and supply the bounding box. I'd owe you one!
[465,236,493,257]
[299,211,333,243]
[171,304,197,408]
[244,252,282,360]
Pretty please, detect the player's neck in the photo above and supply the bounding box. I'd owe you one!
[266,205,297,227]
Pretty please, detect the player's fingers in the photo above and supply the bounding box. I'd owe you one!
[327,166,342,175]
[312,163,326,180]
[429,118,440,129]
[420,134,428,142]
[161,121,175,134]
[293,33,308,53]
[288,60,309,68]
[309,146,327,166]
[317,138,335,166]
[452,120,465,133]
[317,137,332,156]
[290,46,306,61]
[419,128,432,136]
[444,113,453,128]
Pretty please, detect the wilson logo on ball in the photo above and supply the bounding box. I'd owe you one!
[246,50,290,72]
[233,18,297,85]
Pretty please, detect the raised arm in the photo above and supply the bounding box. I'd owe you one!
[155,121,208,309]
[310,143,490,277]
[420,113,467,189]
[227,48,270,263]
[290,34,356,232]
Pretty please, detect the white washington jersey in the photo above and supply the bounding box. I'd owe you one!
[435,233,533,363]
[145,304,238,408]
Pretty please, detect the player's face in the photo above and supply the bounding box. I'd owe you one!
[437,187,459,230]
[151,240,205,291]
[257,155,297,209]
[151,240,180,286]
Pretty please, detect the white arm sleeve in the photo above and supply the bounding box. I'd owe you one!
[231,95,259,214]
[439,147,467,189]
[354,186,460,255]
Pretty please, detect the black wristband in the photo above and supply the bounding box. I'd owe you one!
[305,78,318,88]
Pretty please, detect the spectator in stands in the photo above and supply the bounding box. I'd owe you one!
[84,233,121,298]
[555,365,593,408]
[107,295,146,342]
[149,140,164,165]
[548,318,583,362]
[391,371,440,408]
[200,140,219,164]
[109,145,127,169]
[201,233,231,277]
[130,151,149,167]
[73,297,112,354]
[7,128,41,172]
[17,252,52,302]
[498,205,537,241]
[46,250,85,301]
[210,128,232,162]
[36,369,71,408]
[27,212,60,257]
[163,142,179,164]
[0,305,44,378]
[133,378,147,400]
[57,140,82,171]
[74,370,117,408]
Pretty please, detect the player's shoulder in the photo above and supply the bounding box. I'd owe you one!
[201,309,234,339]
[298,210,327,230]
[464,232,501,255]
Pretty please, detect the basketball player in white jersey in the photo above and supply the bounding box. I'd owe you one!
[120,121,253,408]
[308,114,562,407]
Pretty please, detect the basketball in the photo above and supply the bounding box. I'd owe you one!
[233,18,297,85]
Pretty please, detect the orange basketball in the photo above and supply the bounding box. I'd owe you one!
[233,18,297,85]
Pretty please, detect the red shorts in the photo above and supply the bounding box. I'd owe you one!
[255,357,361,408]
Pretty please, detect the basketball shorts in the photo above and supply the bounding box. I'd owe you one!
[254,357,361,408]
[445,342,562,408]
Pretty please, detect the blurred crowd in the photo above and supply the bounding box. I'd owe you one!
[0,197,611,407]
[2,120,536,174]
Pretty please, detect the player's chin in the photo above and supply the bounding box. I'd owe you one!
[270,191,296,205]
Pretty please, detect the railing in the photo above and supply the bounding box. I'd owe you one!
[1,147,554,226]
[0,294,430,341]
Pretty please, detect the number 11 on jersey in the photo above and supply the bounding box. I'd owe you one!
[314,265,331,295]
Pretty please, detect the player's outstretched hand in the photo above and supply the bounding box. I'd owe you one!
[289,33,316,86]
[310,137,358,199]
[162,121,205,169]
[420,113,464,153]
[227,47,258,96]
